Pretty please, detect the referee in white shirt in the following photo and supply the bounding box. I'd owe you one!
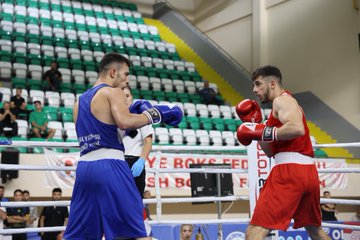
[122,86,154,197]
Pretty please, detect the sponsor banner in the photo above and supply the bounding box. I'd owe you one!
[314,158,348,189]
[44,150,347,191]
[44,149,79,189]
[151,222,359,240]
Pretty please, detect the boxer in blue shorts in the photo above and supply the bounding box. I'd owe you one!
[63,53,183,240]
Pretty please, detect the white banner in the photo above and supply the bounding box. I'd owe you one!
[44,149,79,189]
[314,158,348,189]
[247,141,275,216]
[43,149,347,191]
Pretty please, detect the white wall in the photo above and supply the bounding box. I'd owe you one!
[266,0,360,130]
[194,0,360,130]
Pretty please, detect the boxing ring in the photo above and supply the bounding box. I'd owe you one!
[0,140,359,239]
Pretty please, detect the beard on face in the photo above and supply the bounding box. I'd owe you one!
[259,86,270,104]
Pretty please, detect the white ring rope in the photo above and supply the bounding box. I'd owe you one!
[1,197,359,208]
[314,142,360,148]
[1,164,359,174]
[1,140,360,150]
[0,220,360,235]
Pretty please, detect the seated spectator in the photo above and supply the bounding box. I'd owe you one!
[0,186,8,234]
[0,101,18,138]
[29,101,55,139]
[198,81,224,105]
[43,61,62,91]
[321,191,338,221]
[10,88,30,121]
[180,224,194,240]
[22,190,37,228]
[39,188,68,240]
[6,189,30,240]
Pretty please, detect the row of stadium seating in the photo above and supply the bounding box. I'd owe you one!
[1,0,138,15]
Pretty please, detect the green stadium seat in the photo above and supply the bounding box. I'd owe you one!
[187,116,200,130]
[11,78,27,89]
[0,51,12,62]
[212,118,225,131]
[59,107,73,114]
[62,112,74,122]
[177,117,188,129]
[29,138,45,153]
[224,119,237,131]
[48,138,65,153]
[60,83,73,93]
[27,79,42,90]
[11,137,28,153]
[153,91,166,101]
[199,117,213,131]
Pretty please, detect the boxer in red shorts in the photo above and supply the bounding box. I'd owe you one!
[236,65,330,240]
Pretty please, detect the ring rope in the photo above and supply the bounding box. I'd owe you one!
[1,197,359,208]
[1,140,360,150]
[0,220,360,235]
[1,164,359,174]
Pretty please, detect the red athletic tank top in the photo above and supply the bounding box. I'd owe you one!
[266,91,314,157]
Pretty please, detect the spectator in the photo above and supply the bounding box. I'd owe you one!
[39,188,68,240]
[43,61,62,91]
[198,81,224,105]
[0,101,18,138]
[143,190,152,220]
[0,186,8,237]
[22,190,37,228]
[29,101,55,139]
[0,91,3,102]
[180,224,194,240]
[321,191,338,221]
[10,88,30,121]
[6,189,30,240]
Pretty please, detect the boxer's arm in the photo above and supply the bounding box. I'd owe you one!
[273,95,305,140]
[109,88,149,130]
[258,142,273,158]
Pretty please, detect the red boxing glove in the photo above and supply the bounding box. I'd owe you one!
[236,123,277,146]
[236,99,262,123]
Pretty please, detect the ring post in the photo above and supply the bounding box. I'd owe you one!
[154,149,162,220]
[216,172,223,240]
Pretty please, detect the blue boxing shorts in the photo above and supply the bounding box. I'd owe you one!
[64,149,151,240]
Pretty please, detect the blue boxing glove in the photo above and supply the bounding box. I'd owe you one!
[129,100,153,114]
[131,157,146,177]
[143,104,183,126]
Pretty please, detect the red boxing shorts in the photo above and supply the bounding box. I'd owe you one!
[250,162,321,231]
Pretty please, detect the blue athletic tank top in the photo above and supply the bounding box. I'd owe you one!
[76,84,125,156]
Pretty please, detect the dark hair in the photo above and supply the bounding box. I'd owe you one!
[16,87,22,90]
[52,188,62,193]
[323,191,330,195]
[14,189,22,195]
[0,186,4,190]
[99,52,131,74]
[23,190,29,195]
[252,65,282,85]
